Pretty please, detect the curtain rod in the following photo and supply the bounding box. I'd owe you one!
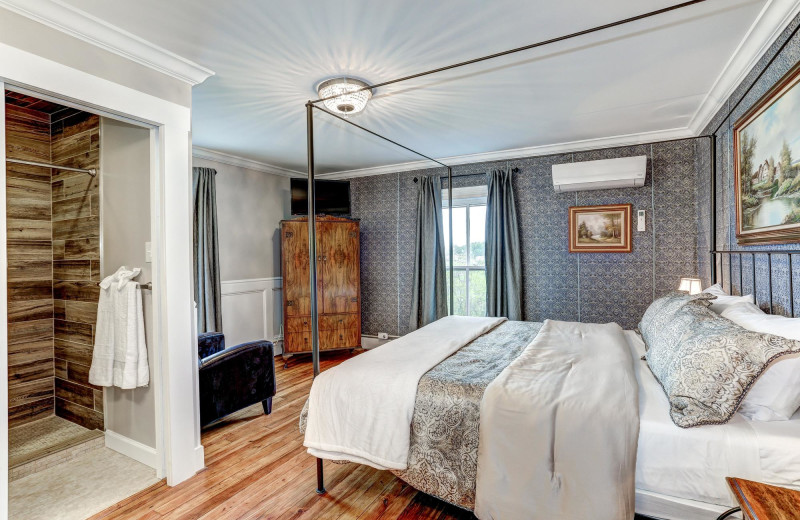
[413,168,520,183]
[6,158,96,177]
[310,0,709,105]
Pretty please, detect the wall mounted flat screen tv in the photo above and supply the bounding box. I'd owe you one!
[290,178,351,216]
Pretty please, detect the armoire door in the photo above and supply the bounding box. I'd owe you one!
[318,221,359,314]
[282,221,311,317]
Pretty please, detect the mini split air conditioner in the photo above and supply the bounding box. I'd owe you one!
[552,155,647,192]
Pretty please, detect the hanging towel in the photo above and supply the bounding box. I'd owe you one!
[89,266,150,389]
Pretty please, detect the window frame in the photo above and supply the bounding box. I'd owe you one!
[443,193,487,317]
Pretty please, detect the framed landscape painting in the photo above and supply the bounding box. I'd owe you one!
[569,204,632,253]
[734,63,800,245]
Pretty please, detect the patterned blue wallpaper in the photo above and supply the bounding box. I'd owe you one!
[352,139,700,333]
[697,11,800,317]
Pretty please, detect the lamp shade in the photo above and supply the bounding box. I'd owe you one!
[678,277,703,295]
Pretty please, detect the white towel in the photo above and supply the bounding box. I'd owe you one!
[89,266,150,389]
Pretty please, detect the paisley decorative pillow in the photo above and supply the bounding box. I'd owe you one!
[644,302,800,428]
[638,292,713,352]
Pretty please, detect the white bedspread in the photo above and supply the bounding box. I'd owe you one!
[475,320,639,520]
[303,315,506,470]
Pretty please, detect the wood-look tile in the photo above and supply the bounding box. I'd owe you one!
[51,171,97,201]
[66,362,101,391]
[7,239,52,260]
[55,319,93,345]
[55,359,68,380]
[6,135,50,162]
[90,129,100,150]
[7,175,51,200]
[6,162,51,181]
[53,239,66,260]
[51,112,98,138]
[26,99,65,114]
[9,377,54,407]
[53,280,99,302]
[52,196,90,221]
[7,258,52,281]
[54,299,66,320]
[52,148,99,173]
[91,190,100,217]
[5,103,50,123]
[91,260,101,281]
[52,215,99,240]
[55,397,103,430]
[65,300,98,324]
[8,280,53,301]
[6,218,52,240]
[7,299,54,323]
[9,397,54,428]
[8,359,54,384]
[8,339,52,366]
[54,338,94,366]
[50,107,82,124]
[64,237,99,260]
[6,107,50,141]
[6,197,51,220]
[52,131,92,163]
[55,377,95,408]
[53,259,91,280]
[94,390,104,412]
[8,318,53,346]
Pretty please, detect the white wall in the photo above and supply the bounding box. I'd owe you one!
[100,118,158,466]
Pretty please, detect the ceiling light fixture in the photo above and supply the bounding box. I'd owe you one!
[317,77,373,116]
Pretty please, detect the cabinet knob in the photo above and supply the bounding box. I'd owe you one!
[287,300,294,306]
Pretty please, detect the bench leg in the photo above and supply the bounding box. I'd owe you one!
[262,397,273,415]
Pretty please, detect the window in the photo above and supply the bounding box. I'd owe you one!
[442,186,487,317]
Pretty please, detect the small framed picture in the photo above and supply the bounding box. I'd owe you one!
[569,204,633,253]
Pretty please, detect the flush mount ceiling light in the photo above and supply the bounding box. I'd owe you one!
[317,77,373,115]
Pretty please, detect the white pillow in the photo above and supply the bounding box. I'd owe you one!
[721,301,800,421]
[703,283,755,314]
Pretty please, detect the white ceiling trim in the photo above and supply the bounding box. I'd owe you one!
[0,0,214,85]
[688,0,800,134]
[192,147,305,178]
[317,127,695,180]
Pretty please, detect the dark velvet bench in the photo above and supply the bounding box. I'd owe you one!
[198,332,276,427]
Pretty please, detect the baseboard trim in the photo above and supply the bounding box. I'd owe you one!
[193,444,206,472]
[104,430,158,469]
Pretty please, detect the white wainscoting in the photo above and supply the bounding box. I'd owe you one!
[220,277,283,354]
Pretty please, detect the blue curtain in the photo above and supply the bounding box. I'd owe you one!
[410,175,448,329]
[193,167,222,333]
[486,168,522,320]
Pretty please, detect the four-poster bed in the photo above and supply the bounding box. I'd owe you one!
[299,0,800,517]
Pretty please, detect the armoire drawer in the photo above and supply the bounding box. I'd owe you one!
[285,316,312,333]
[319,327,360,349]
[319,313,358,331]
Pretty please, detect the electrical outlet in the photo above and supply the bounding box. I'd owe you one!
[377,332,389,340]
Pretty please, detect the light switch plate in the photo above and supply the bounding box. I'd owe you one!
[145,241,152,263]
[637,210,646,232]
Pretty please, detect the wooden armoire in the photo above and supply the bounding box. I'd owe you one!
[281,215,361,355]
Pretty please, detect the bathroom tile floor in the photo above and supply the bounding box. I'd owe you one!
[9,416,103,469]
[9,447,161,520]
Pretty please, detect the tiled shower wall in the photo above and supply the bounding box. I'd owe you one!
[697,11,800,316]
[351,138,701,333]
[6,94,103,430]
[6,101,56,428]
[51,109,103,430]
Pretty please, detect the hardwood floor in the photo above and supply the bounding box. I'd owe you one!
[88,351,476,520]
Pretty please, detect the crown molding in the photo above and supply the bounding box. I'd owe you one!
[317,127,695,180]
[0,0,214,85]
[192,147,305,178]
[688,0,800,134]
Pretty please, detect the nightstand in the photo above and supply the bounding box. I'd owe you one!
[716,477,800,520]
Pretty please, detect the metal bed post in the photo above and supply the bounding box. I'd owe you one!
[709,135,717,284]
[447,166,454,315]
[306,101,325,495]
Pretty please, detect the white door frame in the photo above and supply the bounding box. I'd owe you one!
[0,41,203,515]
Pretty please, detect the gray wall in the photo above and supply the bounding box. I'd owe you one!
[697,11,800,316]
[352,138,701,333]
[100,118,156,449]
[192,158,291,281]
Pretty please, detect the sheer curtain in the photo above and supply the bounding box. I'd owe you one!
[410,175,448,329]
[485,168,522,320]
[193,166,222,333]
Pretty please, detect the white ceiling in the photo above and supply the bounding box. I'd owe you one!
[58,0,773,174]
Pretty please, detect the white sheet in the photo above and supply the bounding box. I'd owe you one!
[628,330,800,508]
[303,315,506,471]
[475,320,639,520]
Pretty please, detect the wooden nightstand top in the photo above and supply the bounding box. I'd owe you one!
[726,477,800,520]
